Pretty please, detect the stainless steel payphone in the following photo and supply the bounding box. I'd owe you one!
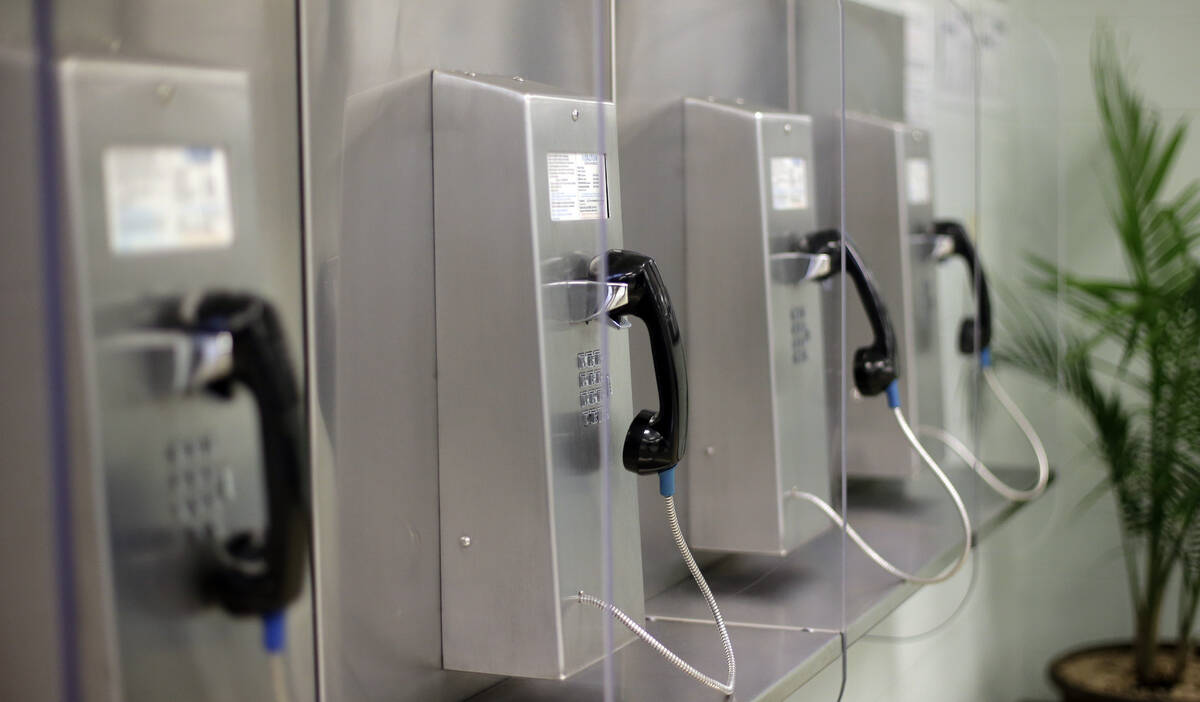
[813,112,945,479]
[433,70,643,680]
[682,98,832,556]
[432,71,733,693]
[682,101,971,584]
[58,59,311,702]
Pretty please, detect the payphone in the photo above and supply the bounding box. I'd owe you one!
[809,109,1047,496]
[58,59,311,701]
[813,112,946,480]
[684,99,971,583]
[922,222,1050,501]
[682,98,832,556]
[432,71,733,693]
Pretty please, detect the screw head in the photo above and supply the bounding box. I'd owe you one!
[459,536,472,548]
[571,109,580,122]
[783,123,793,134]
[512,75,525,82]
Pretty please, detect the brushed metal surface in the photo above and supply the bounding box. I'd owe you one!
[433,70,642,680]
[298,2,610,698]
[813,112,943,479]
[56,57,313,702]
[683,98,831,557]
[614,0,828,597]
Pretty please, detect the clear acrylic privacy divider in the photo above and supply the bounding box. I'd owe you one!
[826,0,992,667]
[964,5,1066,697]
[571,2,853,699]
[824,2,1063,700]
[302,2,634,701]
[17,0,318,700]
[0,2,71,700]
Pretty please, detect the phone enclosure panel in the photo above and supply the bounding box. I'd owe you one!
[433,71,642,680]
[683,98,832,555]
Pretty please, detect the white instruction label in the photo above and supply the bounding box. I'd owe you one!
[103,145,234,255]
[906,157,931,205]
[770,157,810,211]
[547,152,607,222]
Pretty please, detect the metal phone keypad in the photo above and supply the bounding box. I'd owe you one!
[164,436,237,536]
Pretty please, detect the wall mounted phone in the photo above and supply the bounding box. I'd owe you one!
[682,98,833,556]
[59,59,312,702]
[433,71,732,693]
[683,99,969,584]
[919,221,1050,502]
[787,231,974,584]
[812,112,946,479]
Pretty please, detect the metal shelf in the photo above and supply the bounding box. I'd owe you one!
[472,465,1048,701]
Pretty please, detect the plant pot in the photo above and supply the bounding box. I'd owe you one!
[1049,642,1200,701]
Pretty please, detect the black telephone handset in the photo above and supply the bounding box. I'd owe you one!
[604,250,688,475]
[800,230,899,398]
[179,292,307,616]
[934,220,992,355]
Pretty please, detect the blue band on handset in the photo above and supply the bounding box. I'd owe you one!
[980,347,993,369]
[885,380,902,409]
[263,610,286,654]
[659,466,677,497]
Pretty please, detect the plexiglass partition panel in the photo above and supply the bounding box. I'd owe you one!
[0,3,69,701]
[826,0,986,654]
[23,1,318,701]
[611,3,850,699]
[300,2,627,699]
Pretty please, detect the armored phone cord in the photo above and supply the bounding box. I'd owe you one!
[916,355,1049,502]
[577,469,736,696]
[787,382,973,585]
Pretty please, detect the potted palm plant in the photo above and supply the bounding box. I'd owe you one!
[997,27,1200,701]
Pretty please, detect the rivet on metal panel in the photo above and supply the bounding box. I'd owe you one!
[784,123,793,134]
[512,76,525,82]
[704,446,716,456]
[155,82,175,103]
[459,536,472,548]
[571,109,580,122]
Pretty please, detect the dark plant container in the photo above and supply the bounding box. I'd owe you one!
[1050,642,1200,702]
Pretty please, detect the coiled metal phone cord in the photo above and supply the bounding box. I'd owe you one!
[917,366,1049,502]
[578,486,736,696]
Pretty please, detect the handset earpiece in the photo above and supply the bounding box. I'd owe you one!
[180,292,308,616]
[602,250,688,475]
[799,230,899,398]
[934,220,992,356]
